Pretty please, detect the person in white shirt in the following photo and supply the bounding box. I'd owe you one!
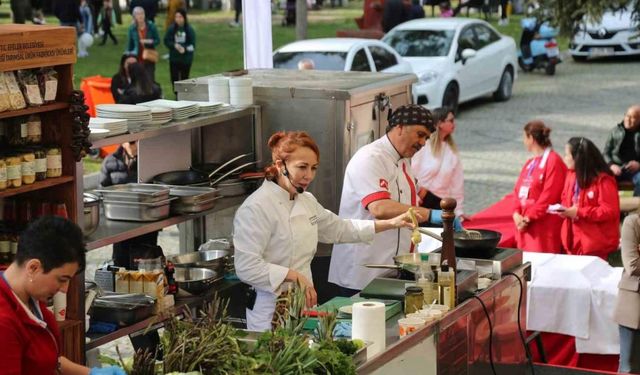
[329,104,462,296]
[233,131,414,331]
[411,107,468,220]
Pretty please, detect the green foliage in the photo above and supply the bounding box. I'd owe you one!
[312,341,356,375]
[531,0,640,35]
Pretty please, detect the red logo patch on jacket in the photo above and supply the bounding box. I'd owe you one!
[379,179,388,190]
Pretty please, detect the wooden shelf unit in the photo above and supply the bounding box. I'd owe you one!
[0,25,83,364]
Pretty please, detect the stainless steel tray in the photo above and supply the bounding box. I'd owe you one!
[102,198,175,221]
[95,184,171,203]
[169,186,220,205]
[171,196,221,214]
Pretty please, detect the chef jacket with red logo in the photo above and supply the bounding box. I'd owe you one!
[0,273,61,375]
[560,171,620,260]
[511,148,567,253]
[329,135,420,290]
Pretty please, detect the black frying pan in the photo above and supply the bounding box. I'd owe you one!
[453,229,502,258]
[152,170,209,186]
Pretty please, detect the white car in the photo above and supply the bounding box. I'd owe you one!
[272,38,414,73]
[569,6,640,60]
[382,18,518,112]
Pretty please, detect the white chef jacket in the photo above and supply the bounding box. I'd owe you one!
[411,141,465,216]
[328,135,420,290]
[233,180,375,331]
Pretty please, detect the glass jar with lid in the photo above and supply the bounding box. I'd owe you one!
[0,156,7,190]
[32,147,47,181]
[6,154,22,188]
[20,150,36,185]
[46,146,62,178]
[26,114,42,144]
[405,286,424,315]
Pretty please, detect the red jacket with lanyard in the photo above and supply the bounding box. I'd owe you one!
[512,148,567,252]
[560,171,620,260]
[0,272,61,375]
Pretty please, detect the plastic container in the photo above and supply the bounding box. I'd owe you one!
[398,317,426,337]
[208,77,230,104]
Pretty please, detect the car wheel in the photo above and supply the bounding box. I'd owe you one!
[493,68,513,102]
[572,55,587,62]
[442,82,459,114]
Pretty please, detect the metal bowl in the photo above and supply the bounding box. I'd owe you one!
[83,193,100,236]
[173,267,221,295]
[169,250,230,273]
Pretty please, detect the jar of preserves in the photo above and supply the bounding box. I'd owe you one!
[8,118,28,146]
[26,114,42,144]
[46,146,62,178]
[21,151,36,185]
[0,225,10,265]
[0,157,7,190]
[6,155,22,188]
[404,286,424,315]
[32,147,47,181]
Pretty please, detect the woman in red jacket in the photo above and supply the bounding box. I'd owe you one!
[512,120,567,252]
[0,216,125,375]
[558,137,620,260]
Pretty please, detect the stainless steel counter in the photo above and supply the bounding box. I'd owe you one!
[357,262,532,375]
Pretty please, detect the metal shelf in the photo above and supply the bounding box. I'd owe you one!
[85,195,246,250]
[90,106,257,148]
[85,280,241,350]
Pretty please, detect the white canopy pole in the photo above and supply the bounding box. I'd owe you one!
[242,0,274,69]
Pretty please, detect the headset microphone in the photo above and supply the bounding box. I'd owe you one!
[283,163,304,194]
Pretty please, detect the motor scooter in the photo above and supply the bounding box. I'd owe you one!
[518,17,561,75]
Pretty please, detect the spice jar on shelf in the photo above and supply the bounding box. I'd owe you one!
[6,155,22,188]
[0,157,7,190]
[8,117,28,146]
[26,114,42,144]
[32,147,47,181]
[46,146,62,178]
[21,150,36,185]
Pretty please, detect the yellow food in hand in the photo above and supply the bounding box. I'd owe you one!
[408,207,421,245]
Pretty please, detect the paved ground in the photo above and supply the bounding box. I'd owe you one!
[455,55,640,215]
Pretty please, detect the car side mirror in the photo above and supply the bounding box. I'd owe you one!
[461,48,476,64]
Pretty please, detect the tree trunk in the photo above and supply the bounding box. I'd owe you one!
[296,0,308,40]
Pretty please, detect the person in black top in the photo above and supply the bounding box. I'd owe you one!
[603,105,640,196]
[382,0,409,33]
[111,54,137,102]
[118,62,162,104]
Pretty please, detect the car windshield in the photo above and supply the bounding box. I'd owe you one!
[384,30,455,57]
[273,51,347,70]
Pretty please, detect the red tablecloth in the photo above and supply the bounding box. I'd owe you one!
[464,193,517,248]
[529,332,619,373]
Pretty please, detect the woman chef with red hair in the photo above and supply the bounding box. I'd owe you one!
[233,131,414,331]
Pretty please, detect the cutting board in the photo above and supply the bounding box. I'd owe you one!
[303,296,401,331]
[360,277,413,301]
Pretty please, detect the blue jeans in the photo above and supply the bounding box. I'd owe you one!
[618,170,640,197]
[619,325,640,373]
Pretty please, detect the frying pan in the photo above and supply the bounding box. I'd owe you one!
[152,170,209,186]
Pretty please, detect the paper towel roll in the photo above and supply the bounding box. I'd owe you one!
[352,301,386,359]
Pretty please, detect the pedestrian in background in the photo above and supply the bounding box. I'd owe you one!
[126,6,160,80]
[614,213,640,374]
[118,62,162,104]
[54,0,81,27]
[407,0,425,20]
[230,0,242,27]
[164,8,195,94]
[111,54,138,103]
[78,0,94,57]
[98,0,118,45]
[603,105,640,196]
[10,0,31,23]
[165,0,186,30]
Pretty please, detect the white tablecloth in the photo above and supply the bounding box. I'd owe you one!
[524,252,622,354]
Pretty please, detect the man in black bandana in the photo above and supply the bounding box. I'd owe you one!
[330,104,462,296]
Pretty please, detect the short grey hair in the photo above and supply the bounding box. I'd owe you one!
[132,6,145,16]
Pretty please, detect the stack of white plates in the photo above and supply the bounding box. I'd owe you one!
[89,117,128,136]
[208,77,230,104]
[96,104,152,131]
[148,107,173,126]
[178,101,225,115]
[88,128,110,142]
[229,77,253,106]
[137,99,199,120]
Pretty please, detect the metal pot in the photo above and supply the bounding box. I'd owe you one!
[83,193,100,236]
[168,249,230,274]
[174,267,221,295]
